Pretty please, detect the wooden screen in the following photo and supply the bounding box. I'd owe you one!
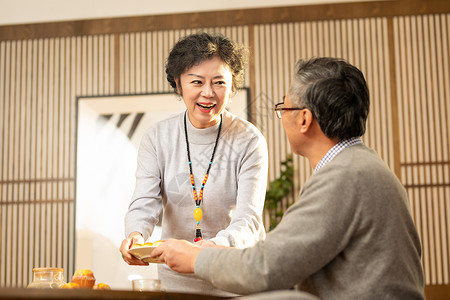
[393,14,450,285]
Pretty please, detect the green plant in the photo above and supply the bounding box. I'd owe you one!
[264,155,294,230]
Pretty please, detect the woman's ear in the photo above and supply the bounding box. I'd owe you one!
[175,78,182,95]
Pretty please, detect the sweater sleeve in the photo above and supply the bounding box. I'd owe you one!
[210,128,269,248]
[124,128,163,240]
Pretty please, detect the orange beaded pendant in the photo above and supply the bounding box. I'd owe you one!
[184,113,222,242]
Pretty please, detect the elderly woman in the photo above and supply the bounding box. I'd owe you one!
[119,32,268,296]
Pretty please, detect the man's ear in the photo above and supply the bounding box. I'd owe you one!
[298,109,314,134]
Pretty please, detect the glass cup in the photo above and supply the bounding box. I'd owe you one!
[27,267,66,289]
[131,279,162,292]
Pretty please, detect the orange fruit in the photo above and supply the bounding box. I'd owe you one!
[93,283,111,290]
[59,282,80,289]
[152,240,165,247]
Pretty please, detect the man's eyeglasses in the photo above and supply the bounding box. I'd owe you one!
[274,102,306,119]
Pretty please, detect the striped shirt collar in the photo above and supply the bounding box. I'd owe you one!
[314,137,363,172]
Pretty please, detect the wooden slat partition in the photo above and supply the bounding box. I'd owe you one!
[0,34,115,286]
[394,13,450,285]
[0,2,449,298]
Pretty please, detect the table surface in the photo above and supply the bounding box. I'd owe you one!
[0,287,231,300]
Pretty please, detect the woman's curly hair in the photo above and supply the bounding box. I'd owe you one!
[165,32,248,93]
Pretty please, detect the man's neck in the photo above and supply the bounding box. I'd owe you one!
[306,136,339,170]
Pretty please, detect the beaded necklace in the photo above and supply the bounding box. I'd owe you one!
[184,112,222,242]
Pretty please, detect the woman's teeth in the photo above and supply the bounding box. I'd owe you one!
[197,103,215,109]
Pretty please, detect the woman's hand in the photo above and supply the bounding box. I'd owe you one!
[119,231,149,265]
[151,239,202,273]
[194,239,216,248]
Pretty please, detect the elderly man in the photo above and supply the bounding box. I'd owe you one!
[151,57,425,300]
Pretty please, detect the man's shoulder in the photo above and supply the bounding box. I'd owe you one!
[310,144,398,189]
[328,144,383,170]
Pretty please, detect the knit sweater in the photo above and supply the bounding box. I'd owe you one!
[125,109,268,295]
[196,144,425,300]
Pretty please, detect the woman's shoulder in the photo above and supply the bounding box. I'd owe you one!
[146,111,183,132]
[223,110,264,138]
[141,111,184,144]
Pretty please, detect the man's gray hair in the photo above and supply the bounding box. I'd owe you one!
[289,57,370,140]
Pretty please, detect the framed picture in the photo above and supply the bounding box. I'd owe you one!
[75,90,249,289]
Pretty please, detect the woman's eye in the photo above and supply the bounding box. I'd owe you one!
[191,80,202,84]
[215,80,226,85]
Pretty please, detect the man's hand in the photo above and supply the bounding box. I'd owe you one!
[151,239,202,273]
[119,231,148,265]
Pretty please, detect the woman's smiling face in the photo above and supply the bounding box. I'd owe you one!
[177,56,233,129]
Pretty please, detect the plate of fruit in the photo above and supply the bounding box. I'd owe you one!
[128,241,165,263]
